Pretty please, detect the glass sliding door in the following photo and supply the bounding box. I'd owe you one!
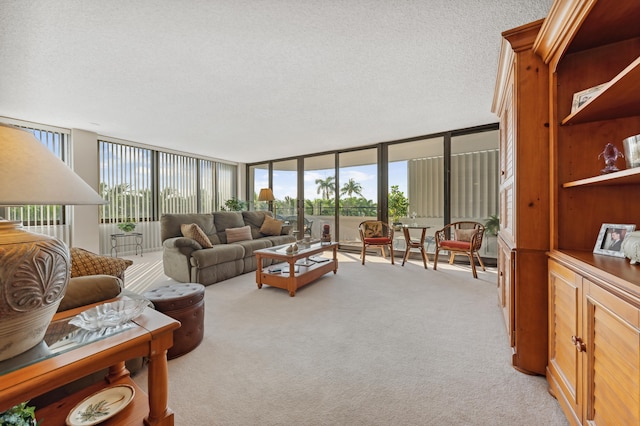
[338,149,377,249]
[450,130,499,259]
[304,154,336,240]
[249,163,269,211]
[388,137,444,254]
[272,159,297,225]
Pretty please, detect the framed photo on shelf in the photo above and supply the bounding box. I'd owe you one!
[571,83,607,113]
[593,223,636,257]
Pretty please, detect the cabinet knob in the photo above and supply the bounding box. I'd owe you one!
[571,335,586,353]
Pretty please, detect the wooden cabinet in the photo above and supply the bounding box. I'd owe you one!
[548,255,640,425]
[534,0,640,424]
[492,20,550,375]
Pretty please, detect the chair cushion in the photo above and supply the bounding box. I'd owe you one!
[181,223,214,248]
[454,229,476,242]
[440,240,471,249]
[226,225,253,243]
[362,222,384,238]
[70,247,133,279]
[260,215,283,236]
[364,237,392,245]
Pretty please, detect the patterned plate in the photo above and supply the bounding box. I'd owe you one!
[66,384,135,426]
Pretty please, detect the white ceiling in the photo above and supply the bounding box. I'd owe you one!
[0,1,552,164]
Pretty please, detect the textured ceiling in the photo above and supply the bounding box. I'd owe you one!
[0,1,552,163]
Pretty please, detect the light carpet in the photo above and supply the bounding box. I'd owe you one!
[133,252,567,426]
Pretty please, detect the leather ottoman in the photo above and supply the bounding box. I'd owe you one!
[143,283,205,359]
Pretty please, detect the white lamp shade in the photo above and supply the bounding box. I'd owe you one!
[0,123,105,205]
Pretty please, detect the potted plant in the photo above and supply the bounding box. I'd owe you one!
[117,220,136,233]
[388,185,409,226]
[0,401,40,426]
[485,214,499,236]
[221,197,247,211]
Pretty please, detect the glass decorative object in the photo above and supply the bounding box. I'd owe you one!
[598,142,624,174]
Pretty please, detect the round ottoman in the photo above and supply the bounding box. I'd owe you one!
[143,283,205,359]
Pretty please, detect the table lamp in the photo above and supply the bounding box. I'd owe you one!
[258,188,275,215]
[0,123,106,361]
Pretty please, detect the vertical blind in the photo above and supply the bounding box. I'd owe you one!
[217,162,237,210]
[99,141,153,225]
[408,149,498,220]
[158,152,198,215]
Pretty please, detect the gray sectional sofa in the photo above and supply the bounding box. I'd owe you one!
[161,211,295,286]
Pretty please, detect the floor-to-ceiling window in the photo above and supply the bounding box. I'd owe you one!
[388,136,444,253]
[249,163,269,211]
[273,159,297,227]
[450,130,499,257]
[246,124,499,260]
[338,148,378,249]
[304,154,336,240]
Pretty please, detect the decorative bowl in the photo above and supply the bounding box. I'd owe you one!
[69,299,148,331]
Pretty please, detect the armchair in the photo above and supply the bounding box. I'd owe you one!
[358,220,395,265]
[433,221,486,278]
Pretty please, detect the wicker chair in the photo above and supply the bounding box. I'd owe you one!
[433,221,486,278]
[358,220,395,265]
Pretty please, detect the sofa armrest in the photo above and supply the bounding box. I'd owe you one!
[163,236,203,253]
[281,225,293,235]
[58,275,123,312]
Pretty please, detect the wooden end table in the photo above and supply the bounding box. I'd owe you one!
[401,225,431,269]
[255,241,338,296]
[0,301,180,425]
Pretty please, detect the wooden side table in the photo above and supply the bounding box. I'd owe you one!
[0,302,180,425]
[401,226,430,269]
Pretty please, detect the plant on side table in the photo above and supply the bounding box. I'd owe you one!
[117,220,136,233]
[0,401,41,426]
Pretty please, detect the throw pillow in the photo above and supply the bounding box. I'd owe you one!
[70,247,133,279]
[260,215,283,236]
[455,228,476,242]
[226,225,253,243]
[181,223,214,248]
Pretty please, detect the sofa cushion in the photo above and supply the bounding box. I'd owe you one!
[260,215,283,236]
[58,275,123,312]
[181,223,214,248]
[161,213,215,241]
[70,247,133,280]
[226,225,253,243]
[213,211,245,243]
[190,245,245,269]
[232,238,272,257]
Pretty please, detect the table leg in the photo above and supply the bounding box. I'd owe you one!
[288,259,296,297]
[256,254,263,289]
[144,337,174,426]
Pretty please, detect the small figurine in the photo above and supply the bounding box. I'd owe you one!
[598,142,624,174]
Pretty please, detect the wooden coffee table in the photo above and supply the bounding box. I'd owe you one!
[255,241,338,296]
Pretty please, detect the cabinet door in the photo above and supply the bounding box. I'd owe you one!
[497,237,514,346]
[548,260,582,423]
[584,281,640,425]
[498,75,515,244]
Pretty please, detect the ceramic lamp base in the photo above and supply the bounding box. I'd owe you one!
[0,220,69,361]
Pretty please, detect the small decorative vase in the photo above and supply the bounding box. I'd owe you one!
[0,221,70,361]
